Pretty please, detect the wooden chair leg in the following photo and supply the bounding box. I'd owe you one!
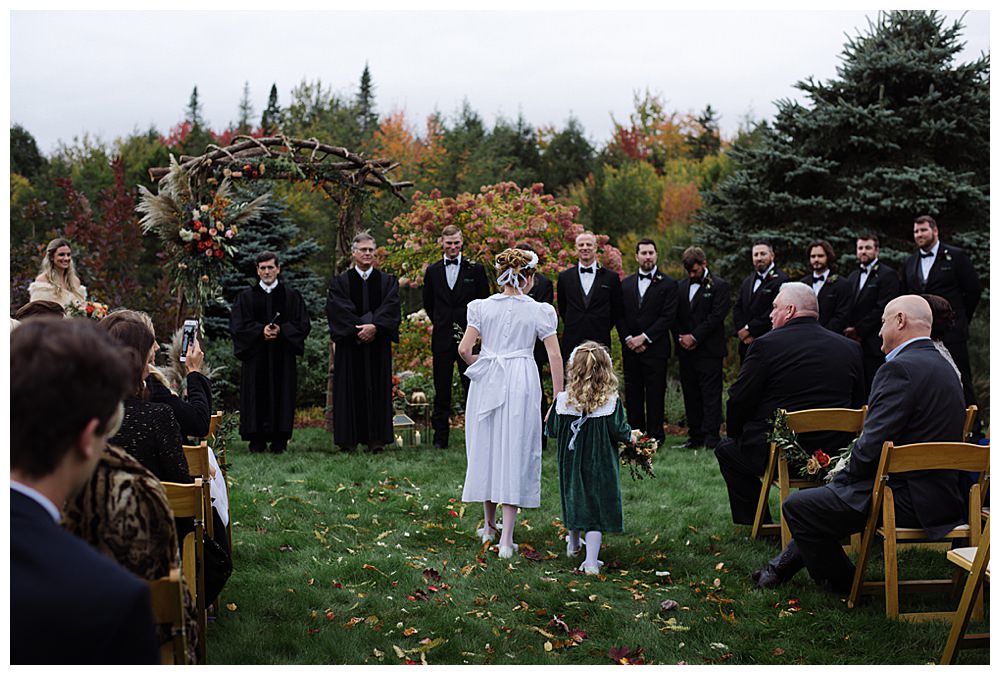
[883,487,899,619]
[752,444,779,540]
[848,487,884,609]
[941,526,990,664]
[778,455,792,548]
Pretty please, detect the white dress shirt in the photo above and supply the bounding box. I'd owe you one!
[919,241,940,282]
[811,270,828,296]
[259,279,279,293]
[355,265,372,281]
[637,270,653,299]
[578,262,598,296]
[858,258,878,292]
[752,263,774,294]
[444,254,462,290]
[689,268,709,303]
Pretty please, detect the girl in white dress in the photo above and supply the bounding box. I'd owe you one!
[459,248,563,558]
[28,237,87,309]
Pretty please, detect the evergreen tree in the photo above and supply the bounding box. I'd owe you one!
[261,83,282,135]
[697,10,989,281]
[686,105,721,160]
[10,124,47,179]
[356,64,378,136]
[181,85,214,156]
[539,116,595,194]
[236,81,254,134]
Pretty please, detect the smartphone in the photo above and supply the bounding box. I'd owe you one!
[180,319,199,362]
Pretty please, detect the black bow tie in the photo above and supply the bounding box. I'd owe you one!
[639,273,653,281]
[580,267,594,274]
[812,274,826,284]
[859,263,869,271]
[755,273,765,283]
[690,278,701,286]
[445,258,459,266]
[920,250,934,259]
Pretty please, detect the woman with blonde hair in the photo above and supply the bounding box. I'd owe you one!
[459,247,563,558]
[546,341,632,574]
[28,238,87,308]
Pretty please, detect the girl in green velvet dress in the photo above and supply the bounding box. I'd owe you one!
[545,341,632,574]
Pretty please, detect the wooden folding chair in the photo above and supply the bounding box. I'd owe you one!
[752,407,867,547]
[148,568,189,664]
[206,410,223,444]
[847,441,989,621]
[183,441,214,539]
[962,405,978,442]
[940,516,990,664]
[163,479,207,663]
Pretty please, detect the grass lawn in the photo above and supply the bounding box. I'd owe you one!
[207,427,988,665]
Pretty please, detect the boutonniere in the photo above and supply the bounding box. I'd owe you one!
[766,269,779,280]
[871,262,880,273]
[828,274,839,283]
[945,251,953,262]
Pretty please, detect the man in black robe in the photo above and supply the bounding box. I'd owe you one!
[229,251,312,453]
[326,232,401,452]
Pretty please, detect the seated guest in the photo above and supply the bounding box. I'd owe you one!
[99,317,192,484]
[921,294,962,383]
[14,299,66,321]
[11,317,158,664]
[752,296,967,593]
[715,282,865,525]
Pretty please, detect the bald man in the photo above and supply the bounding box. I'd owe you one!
[716,283,864,525]
[751,295,967,593]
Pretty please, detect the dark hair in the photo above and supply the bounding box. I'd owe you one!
[14,300,65,321]
[808,239,836,268]
[100,317,154,398]
[11,318,132,478]
[856,233,880,248]
[681,246,707,269]
[921,294,956,341]
[752,240,773,252]
[914,215,938,229]
[635,238,657,254]
[256,251,278,265]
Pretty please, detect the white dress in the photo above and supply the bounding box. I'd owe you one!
[461,293,558,508]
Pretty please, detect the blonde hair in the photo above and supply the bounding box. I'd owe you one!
[565,341,618,414]
[39,238,84,295]
[494,248,535,287]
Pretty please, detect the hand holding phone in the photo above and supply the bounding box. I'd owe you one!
[180,319,199,363]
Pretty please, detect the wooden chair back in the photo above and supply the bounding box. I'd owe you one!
[163,479,207,663]
[183,442,214,539]
[941,516,990,664]
[962,405,978,441]
[148,568,188,664]
[206,411,223,443]
[785,406,867,435]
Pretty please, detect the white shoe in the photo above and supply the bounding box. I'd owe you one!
[498,544,517,559]
[477,525,497,543]
[579,560,604,575]
[566,535,582,557]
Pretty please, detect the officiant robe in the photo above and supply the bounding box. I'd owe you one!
[229,282,311,440]
[326,268,401,448]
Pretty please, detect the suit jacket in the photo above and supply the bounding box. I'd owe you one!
[733,266,788,338]
[827,339,967,538]
[556,265,625,354]
[845,260,900,358]
[527,272,555,365]
[900,243,981,342]
[674,270,731,360]
[621,269,679,359]
[799,272,852,334]
[423,257,490,353]
[726,317,865,450]
[11,489,159,664]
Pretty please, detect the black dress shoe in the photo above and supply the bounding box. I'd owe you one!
[270,444,286,454]
[751,541,805,589]
[248,442,267,453]
[433,442,447,450]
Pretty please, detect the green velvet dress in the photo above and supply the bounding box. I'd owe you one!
[546,392,632,533]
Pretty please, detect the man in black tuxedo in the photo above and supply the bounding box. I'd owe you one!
[621,239,679,443]
[733,241,788,363]
[556,231,625,359]
[752,296,967,593]
[674,246,731,450]
[843,233,899,395]
[11,318,159,664]
[900,215,981,413]
[715,282,865,525]
[422,225,490,448]
[517,243,555,449]
[800,239,851,334]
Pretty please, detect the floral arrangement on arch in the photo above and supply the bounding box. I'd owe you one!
[137,155,269,314]
[768,409,857,481]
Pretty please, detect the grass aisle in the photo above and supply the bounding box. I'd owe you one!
[209,428,987,665]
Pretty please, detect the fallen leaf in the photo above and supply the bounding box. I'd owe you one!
[715,562,725,571]
[392,645,406,658]
[403,627,418,636]
[373,648,384,658]
[773,648,785,656]
[543,641,553,652]
[549,615,569,633]
[226,603,237,611]
[347,513,360,519]
[567,628,587,643]
[660,599,679,612]
[710,642,729,650]
[423,568,442,582]
[326,611,335,621]
[530,626,556,639]
[279,544,293,552]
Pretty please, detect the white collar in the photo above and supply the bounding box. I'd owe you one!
[921,241,941,257]
[861,258,879,273]
[259,279,279,293]
[555,391,618,418]
[11,480,61,523]
[757,263,775,277]
[355,265,374,279]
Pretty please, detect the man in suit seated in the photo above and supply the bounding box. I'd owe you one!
[11,318,159,664]
[751,295,967,593]
[716,282,865,525]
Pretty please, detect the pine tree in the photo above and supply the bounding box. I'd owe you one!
[181,85,214,156]
[10,124,47,179]
[539,116,595,194]
[260,83,282,135]
[697,10,989,280]
[236,81,254,134]
[356,64,378,136]
[686,105,721,160]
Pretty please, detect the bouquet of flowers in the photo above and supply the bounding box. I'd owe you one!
[67,300,109,321]
[768,409,857,482]
[619,429,658,480]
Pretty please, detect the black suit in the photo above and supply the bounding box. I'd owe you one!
[674,270,730,447]
[715,317,865,524]
[900,242,982,409]
[11,489,159,664]
[621,269,679,441]
[844,260,899,394]
[733,266,789,362]
[783,339,967,591]
[422,256,490,446]
[556,264,625,358]
[800,272,852,334]
[527,272,555,447]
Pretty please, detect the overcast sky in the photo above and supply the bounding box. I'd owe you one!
[9,9,990,155]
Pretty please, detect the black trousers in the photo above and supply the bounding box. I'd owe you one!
[678,355,722,447]
[622,349,668,441]
[245,431,291,451]
[861,352,885,398]
[714,438,770,524]
[432,345,470,446]
[783,483,920,591]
